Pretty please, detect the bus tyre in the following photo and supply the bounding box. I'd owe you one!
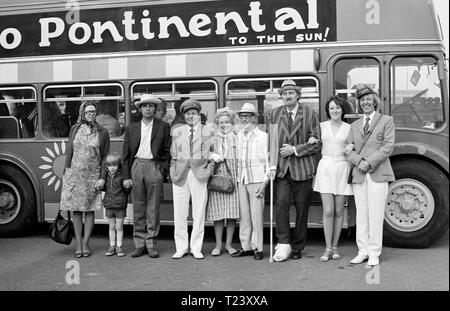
[0,165,36,236]
[384,159,449,248]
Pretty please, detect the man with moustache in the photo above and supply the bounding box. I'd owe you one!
[123,94,171,258]
[268,80,321,262]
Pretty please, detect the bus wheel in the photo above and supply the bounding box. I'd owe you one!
[384,159,449,248]
[0,165,36,236]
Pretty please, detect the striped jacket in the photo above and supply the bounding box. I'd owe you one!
[237,127,270,184]
[269,104,321,181]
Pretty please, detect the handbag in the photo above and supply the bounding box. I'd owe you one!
[207,160,235,193]
[49,210,74,245]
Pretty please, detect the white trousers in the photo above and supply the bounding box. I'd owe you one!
[238,182,265,252]
[352,174,388,258]
[173,170,208,253]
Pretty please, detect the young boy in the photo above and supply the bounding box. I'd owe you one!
[100,151,130,257]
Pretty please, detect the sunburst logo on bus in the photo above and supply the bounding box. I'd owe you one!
[39,141,66,191]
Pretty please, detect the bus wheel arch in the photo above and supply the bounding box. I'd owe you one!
[0,163,37,236]
[383,158,449,248]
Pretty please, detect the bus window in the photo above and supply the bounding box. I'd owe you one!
[390,56,444,130]
[43,84,124,138]
[333,58,380,119]
[225,77,319,130]
[0,87,37,139]
[131,80,218,126]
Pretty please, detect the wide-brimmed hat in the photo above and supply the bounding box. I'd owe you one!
[278,79,302,95]
[238,103,257,115]
[356,85,378,100]
[135,94,162,109]
[180,98,202,114]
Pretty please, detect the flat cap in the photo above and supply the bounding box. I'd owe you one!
[180,98,202,114]
[135,94,162,109]
[356,85,378,100]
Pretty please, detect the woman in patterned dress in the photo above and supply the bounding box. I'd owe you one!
[207,107,239,256]
[60,101,110,258]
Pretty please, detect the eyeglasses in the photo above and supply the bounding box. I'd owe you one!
[85,110,96,114]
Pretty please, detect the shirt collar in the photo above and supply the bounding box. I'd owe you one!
[365,111,376,121]
[189,123,200,133]
[287,103,299,117]
[141,118,154,127]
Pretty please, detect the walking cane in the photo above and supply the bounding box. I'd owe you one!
[269,176,274,263]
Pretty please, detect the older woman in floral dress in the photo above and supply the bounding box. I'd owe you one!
[60,101,110,258]
[207,107,239,256]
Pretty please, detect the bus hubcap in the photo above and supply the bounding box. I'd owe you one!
[385,178,434,232]
[0,180,21,224]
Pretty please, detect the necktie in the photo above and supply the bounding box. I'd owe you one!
[189,127,193,156]
[288,112,293,132]
[363,116,370,136]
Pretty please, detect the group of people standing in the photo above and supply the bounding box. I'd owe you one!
[59,79,395,267]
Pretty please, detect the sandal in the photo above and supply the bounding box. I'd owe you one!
[211,248,221,256]
[331,247,341,260]
[225,247,238,256]
[320,248,332,262]
[75,251,83,258]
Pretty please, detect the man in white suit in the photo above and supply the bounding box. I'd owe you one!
[170,99,215,259]
[345,86,395,267]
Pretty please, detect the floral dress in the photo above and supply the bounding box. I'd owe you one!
[206,132,239,221]
[60,124,102,212]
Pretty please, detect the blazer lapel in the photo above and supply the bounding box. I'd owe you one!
[134,122,141,146]
[279,107,290,139]
[362,112,381,145]
[151,119,159,141]
[289,105,303,140]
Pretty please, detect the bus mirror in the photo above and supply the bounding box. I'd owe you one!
[410,69,421,86]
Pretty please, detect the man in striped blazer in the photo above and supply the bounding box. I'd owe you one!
[269,80,321,262]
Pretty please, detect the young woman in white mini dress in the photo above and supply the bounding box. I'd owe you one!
[313,96,353,262]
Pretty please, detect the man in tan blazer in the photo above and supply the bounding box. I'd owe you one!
[344,86,395,267]
[170,98,215,259]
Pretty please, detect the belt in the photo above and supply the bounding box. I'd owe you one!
[321,155,346,162]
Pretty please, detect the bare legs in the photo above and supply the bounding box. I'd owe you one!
[72,211,95,254]
[212,219,237,255]
[73,211,83,254]
[321,193,346,260]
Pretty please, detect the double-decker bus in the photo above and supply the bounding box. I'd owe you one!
[0,0,448,248]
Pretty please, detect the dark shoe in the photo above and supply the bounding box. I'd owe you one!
[130,247,146,258]
[291,249,302,260]
[231,249,254,257]
[254,251,264,260]
[148,248,159,258]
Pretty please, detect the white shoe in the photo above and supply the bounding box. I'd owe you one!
[350,254,369,264]
[172,250,188,259]
[191,251,204,259]
[367,256,379,266]
[272,244,291,262]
